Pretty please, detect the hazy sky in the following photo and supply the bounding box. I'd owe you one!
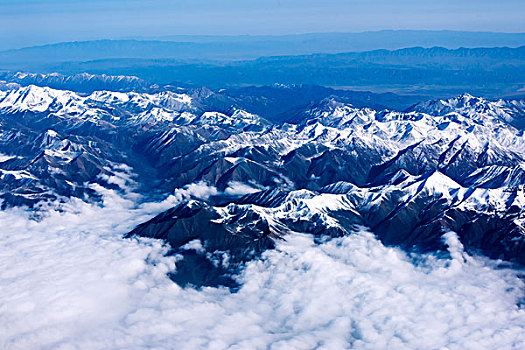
[1,0,524,50]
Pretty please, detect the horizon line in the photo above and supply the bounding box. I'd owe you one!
[3,29,525,52]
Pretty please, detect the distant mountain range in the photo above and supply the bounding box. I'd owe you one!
[2,46,523,98]
[0,30,523,97]
[2,30,525,61]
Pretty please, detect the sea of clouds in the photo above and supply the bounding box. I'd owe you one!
[0,184,524,350]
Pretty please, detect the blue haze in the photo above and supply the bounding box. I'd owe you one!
[1,0,524,50]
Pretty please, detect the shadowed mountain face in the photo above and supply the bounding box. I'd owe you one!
[0,79,524,288]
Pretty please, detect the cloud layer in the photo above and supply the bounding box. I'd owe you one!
[0,188,524,349]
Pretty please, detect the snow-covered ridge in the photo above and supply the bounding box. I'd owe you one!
[294,96,525,159]
[0,84,193,114]
[2,71,155,93]
[0,85,195,126]
[0,85,272,131]
[13,71,143,83]
[410,93,525,128]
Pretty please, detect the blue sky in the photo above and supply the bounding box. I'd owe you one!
[1,0,524,50]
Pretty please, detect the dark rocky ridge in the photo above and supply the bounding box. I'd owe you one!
[126,201,280,289]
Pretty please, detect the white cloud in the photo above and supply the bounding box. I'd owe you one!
[98,163,138,193]
[173,180,260,201]
[0,188,523,349]
[181,239,205,254]
[224,181,261,196]
[175,181,219,200]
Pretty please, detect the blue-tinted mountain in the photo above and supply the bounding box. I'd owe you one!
[2,30,525,64]
[4,46,520,98]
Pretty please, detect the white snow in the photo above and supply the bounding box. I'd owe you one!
[0,85,196,126]
[0,153,16,163]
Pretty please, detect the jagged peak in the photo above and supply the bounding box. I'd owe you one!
[394,170,462,199]
[38,129,66,147]
[43,129,59,138]
[311,97,356,112]
[411,93,501,117]
[424,170,461,188]
[0,84,84,113]
[388,169,413,185]
[5,84,78,97]
[320,181,359,194]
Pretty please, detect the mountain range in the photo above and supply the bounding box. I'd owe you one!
[0,75,524,288]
